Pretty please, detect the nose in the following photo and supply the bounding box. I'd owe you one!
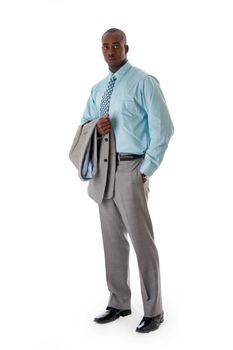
[107,48,114,57]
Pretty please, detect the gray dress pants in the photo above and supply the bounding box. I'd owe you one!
[98,156,163,317]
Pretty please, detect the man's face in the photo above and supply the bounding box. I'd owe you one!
[101,32,128,72]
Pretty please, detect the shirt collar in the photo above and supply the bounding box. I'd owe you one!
[108,61,132,82]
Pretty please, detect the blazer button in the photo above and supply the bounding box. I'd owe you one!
[104,159,108,162]
[105,138,108,142]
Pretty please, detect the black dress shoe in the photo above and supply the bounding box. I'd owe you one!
[136,312,164,333]
[94,306,131,324]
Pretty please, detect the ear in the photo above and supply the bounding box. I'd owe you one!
[125,45,129,54]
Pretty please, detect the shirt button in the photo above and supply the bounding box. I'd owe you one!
[105,138,108,142]
[104,159,108,162]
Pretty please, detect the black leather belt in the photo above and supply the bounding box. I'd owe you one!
[117,153,144,161]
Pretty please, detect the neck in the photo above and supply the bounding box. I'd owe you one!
[109,59,128,73]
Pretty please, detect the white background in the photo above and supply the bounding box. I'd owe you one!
[0,0,233,349]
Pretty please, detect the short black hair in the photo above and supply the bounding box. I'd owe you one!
[102,28,127,44]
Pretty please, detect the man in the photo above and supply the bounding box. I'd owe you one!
[80,28,174,333]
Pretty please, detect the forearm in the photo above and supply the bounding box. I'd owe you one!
[140,142,170,177]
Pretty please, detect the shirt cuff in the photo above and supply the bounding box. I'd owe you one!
[139,158,159,177]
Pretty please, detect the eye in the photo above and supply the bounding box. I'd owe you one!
[102,45,108,50]
[113,44,120,49]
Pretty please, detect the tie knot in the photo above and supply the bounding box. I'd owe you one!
[111,74,116,82]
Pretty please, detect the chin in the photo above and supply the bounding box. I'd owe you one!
[108,61,117,67]
[108,64,118,72]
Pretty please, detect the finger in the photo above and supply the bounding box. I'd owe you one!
[99,121,111,128]
[100,117,110,123]
[97,124,111,134]
[100,126,111,134]
[98,116,110,123]
[101,124,111,132]
[101,122,111,129]
[100,113,109,119]
[98,129,111,135]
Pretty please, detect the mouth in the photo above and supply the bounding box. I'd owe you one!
[107,57,116,62]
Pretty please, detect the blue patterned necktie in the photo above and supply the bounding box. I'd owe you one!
[99,74,117,116]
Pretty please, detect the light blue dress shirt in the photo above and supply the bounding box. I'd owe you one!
[81,61,174,176]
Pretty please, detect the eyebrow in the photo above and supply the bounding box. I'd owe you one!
[102,41,121,45]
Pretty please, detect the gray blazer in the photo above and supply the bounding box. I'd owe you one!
[69,119,116,204]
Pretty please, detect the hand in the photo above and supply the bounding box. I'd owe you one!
[141,173,147,183]
[96,114,111,135]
